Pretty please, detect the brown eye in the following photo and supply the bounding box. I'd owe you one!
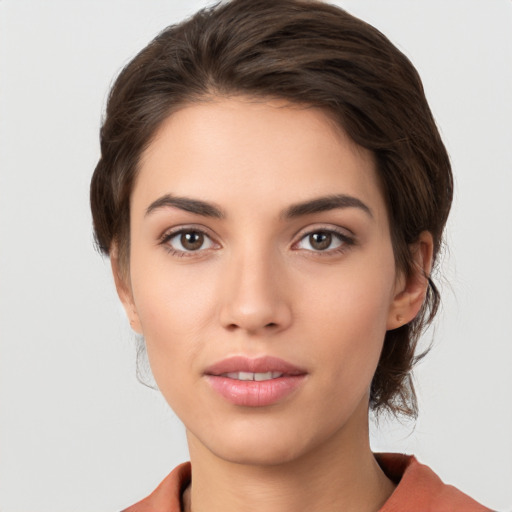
[309,232,332,250]
[164,229,216,254]
[180,231,204,251]
[295,229,348,253]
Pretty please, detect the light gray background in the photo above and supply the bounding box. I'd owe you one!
[1,1,511,511]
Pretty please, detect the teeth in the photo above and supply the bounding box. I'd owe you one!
[224,371,283,381]
[254,371,273,381]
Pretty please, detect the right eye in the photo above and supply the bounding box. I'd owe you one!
[162,229,217,255]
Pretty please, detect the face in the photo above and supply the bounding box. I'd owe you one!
[117,97,418,466]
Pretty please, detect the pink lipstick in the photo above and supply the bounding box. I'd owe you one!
[204,356,307,407]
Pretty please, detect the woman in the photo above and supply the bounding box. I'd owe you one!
[90,1,491,510]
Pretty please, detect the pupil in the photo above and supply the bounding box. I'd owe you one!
[310,232,331,250]
[181,232,203,250]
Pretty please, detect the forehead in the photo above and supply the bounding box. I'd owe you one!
[134,96,386,223]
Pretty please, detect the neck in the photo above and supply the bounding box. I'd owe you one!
[184,401,395,512]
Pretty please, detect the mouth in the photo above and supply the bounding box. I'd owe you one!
[204,356,307,407]
[204,355,307,377]
[221,371,285,381]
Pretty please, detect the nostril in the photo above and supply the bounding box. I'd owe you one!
[228,322,277,328]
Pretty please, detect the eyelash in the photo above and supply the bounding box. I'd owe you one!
[159,227,218,257]
[292,227,355,256]
[158,226,355,257]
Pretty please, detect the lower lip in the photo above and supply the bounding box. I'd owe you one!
[205,375,306,407]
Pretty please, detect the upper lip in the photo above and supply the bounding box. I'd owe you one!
[204,356,307,376]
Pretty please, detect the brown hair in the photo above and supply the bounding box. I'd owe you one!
[90,0,453,417]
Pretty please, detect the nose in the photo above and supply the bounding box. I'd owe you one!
[219,250,292,335]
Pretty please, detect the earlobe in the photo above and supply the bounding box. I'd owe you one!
[110,245,143,334]
[387,231,434,330]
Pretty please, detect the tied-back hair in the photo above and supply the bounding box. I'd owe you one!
[91,0,453,418]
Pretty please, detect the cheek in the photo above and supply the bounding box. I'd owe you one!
[300,255,396,379]
[131,251,217,326]
[129,258,219,386]
[305,252,396,328]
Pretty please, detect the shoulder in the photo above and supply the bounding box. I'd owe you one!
[120,456,492,512]
[376,453,493,512]
[121,462,191,512]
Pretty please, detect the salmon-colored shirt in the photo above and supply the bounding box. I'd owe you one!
[122,453,492,511]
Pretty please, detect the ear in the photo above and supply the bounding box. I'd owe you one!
[110,245,143,334]
[387,231,434,330]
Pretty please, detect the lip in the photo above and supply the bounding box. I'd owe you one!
[204,356,307,407]
[204,355,307,376]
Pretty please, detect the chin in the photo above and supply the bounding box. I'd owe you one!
[184,384,370,468]
[209,436,309,467]
[189,414,345,468]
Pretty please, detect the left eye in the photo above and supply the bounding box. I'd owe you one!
[296,230,345,251]
[166,230,215,252]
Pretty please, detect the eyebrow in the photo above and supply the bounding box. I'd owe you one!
[144,193,372,220]
[145,194,225,218]
[282,194,373,219]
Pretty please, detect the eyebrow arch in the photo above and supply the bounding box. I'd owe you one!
[145,194,225,219]
[282,194,373,219]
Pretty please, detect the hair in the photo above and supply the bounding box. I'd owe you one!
[90,0,453,418]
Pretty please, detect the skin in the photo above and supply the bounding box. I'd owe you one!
[114,97,432,512]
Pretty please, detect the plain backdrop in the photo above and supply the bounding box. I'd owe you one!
[1,1,511,511]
